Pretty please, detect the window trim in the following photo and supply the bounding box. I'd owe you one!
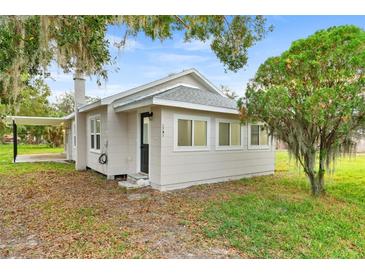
[89,114,101,153]
[248,122,270,150]
[215,119,243,150]
[174,114,210,152]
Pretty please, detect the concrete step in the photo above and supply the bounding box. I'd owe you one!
[118,180,142,189]
[128,173,149,181]
[118,173,150,189]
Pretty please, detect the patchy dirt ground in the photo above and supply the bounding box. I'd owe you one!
[0,167,250,258]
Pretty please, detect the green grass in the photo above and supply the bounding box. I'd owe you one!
[0,144,72,175]
[1,144,364,258]
[203,151,365,258]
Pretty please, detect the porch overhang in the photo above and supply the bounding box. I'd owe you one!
[6,116,65,126]
[114,98,239,115]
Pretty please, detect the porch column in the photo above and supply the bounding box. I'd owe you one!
[13,119,17,163]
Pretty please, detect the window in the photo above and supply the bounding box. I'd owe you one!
[217,120,242,148]
[251,125,259,145]
[72,121,76,147]
[90,116,101,151]
[219,122,230,146]
[175,115,209,150]
[250,124,269,147]
[142,117,149,145]
[193,120,207,146]
[178,119,192,146]
[231,123,241,146]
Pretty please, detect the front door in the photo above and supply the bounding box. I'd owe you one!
[140,112,150,174]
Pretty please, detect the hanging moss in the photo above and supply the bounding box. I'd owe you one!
[244,25,365,196]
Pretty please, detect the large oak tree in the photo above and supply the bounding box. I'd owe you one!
[0,15,271,116]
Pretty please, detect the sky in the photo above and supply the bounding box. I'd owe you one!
[46,16,365,102]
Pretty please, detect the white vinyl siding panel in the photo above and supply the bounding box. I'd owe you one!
[86,107,108,175]
[149,107,162,185]
[105,104,129,177]
[159,107,275,190]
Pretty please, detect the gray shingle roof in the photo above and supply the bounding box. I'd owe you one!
[154,85,237,109]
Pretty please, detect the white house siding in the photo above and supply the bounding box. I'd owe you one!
[64,119,76,161]
[157,106,275,191]
[148,106,162,186]
[64,122,71,160]
[126,110,138,174]
[71,119,77,161]
[106,105,129,178]
[85,106,108,175]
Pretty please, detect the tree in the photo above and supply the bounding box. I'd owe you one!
[0,15,271,146]
[0,75,52,141]
[244,25,365,196]
[0,15,271,109]
[220,85,239,99]
[52,91,99,116]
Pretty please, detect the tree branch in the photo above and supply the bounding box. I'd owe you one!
[174,15,189,29]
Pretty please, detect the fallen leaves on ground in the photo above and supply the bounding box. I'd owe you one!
[0,167,249,258]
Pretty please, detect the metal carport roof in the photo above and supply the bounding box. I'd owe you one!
[5,116,65,126]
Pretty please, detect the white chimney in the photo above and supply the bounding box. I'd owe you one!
[73,73,86,109]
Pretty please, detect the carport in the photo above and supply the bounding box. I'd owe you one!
[6,116,67,163]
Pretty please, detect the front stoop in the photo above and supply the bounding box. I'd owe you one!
[118,173,150,189]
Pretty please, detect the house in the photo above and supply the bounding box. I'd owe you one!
[10,69,276,191]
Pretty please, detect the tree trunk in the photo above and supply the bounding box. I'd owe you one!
[303,148,326,196]
[309,173,325,196]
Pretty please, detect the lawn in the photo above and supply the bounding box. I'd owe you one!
[203,151,365,258]
[0,144,66,175]
[0,145,364,258]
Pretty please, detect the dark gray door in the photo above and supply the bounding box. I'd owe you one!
[140,113,150,174]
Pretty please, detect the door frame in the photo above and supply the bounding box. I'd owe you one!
[139,111,153,174]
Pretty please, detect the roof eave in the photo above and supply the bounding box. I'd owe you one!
[153,98,239,114]
[114,98,153,112]
[78,100,102,112]
[114,98,239,115]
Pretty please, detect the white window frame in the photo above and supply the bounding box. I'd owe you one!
[174,114,210,152]
[248,122,270,150]
[216,119,243,150]
[72,121,76,148]
[89,115,101,153]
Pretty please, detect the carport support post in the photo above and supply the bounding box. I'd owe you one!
[13,119,17,163]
